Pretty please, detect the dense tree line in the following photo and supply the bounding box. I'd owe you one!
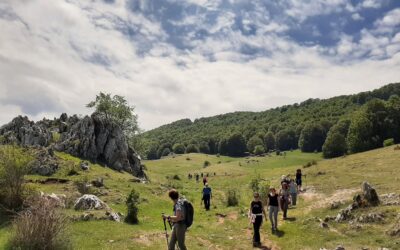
[138,83,400,159]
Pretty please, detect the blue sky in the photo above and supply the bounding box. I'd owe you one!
[0,0,399,129]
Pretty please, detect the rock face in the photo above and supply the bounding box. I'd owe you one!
[30,148,59,176]
[74,194,107,210]
[362,181,380,206]
[0,113,145,178]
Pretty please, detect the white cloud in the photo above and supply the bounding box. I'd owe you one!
[0,0,399,130]
[351,13,364,21]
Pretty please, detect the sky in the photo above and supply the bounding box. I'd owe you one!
[0,0,399,130]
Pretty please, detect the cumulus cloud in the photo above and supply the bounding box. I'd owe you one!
[0,0,399,130]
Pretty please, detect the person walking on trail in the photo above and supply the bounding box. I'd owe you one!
[202,183,212,210]
[266,187,279,233]
[289,179,298,206]
[195,173,199,183]
[202,176,207,186]
[162,189,187,250]
[296,169,302,192]
[279,183,290,220]
[248,192,267,247]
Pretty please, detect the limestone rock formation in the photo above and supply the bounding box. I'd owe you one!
[0,113,145,178]
[362,181,380,206]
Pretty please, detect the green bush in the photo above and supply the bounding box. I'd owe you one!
[186,144,199,153]
[52,132,61,143]
[253,145,265,155]
[247,136,264,153]
[0,146,33,211]
[125,188,140,224]
[203,161,211,168]
[172,143,185,154]
[226,189,239,207]
[383,138,395,147]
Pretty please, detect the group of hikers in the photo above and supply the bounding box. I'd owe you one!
[162,169,303,249]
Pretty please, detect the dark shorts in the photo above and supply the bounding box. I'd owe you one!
[296,179,302,186]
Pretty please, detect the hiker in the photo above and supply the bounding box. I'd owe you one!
[289,179,297,206]
[195,174,199,182]
[248,192,267,247]
[162,189,187,250]
[296,169,302,192]
[202,183,212,210]
[266,187,279,232]
[201,172,203,177]
[280,175,290,185]
[202,176,207,186]
[279,183,290,220]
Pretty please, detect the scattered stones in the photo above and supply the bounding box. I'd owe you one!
[330,201,344,209]
[324,216,336,222]
[335,204,355,222]
[80,161,90,171]
[74,194,107,210]
[335,245,345,250]
[40,192,66,208]
[380,193,400,206]
[105,211,121,222]
[356,213,384,223]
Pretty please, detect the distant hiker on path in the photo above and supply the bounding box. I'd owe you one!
[296,169,302,192]
[162,189,187,250]
[202,183,212,210]
[195,173,199,182]
[266,188,279,233]
[289,179,298,206]
[248,192,267,247]
[203,176,207,186]
[279,183,290,220]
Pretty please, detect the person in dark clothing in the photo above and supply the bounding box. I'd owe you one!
[202,176,207,186]
[266,188,279,232]
[296,169,302,192]
[202,183,212,210]
[249,192,267,247]
[195,174,199,182]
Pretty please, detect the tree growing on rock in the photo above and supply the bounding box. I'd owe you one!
[87,92,139,137]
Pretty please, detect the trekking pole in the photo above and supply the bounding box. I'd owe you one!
[162,214,169,249]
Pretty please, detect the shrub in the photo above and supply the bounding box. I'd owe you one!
[161,148,171,157]
[10,196,70,249]
[172,174,181,180]
[172,143,185,154]
[52,132,61,143]
[383,138,395,147]
[125,188,140,224]
[186,144,199,153]
[253,145,265,155]
[0,146,33,211]
[226,189,239,207]
[203,161,211,168]
[247,136,264,153]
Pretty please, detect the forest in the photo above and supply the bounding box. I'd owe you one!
[138,82,400,160]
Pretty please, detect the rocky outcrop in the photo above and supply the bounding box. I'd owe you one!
[30,147,59,176]
[362,181,380,206]
[74,194,107,210]
[0,113,145,178]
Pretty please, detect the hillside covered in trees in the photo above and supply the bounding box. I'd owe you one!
[139,83,400,160]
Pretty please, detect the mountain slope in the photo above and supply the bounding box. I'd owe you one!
[140,82,400,157]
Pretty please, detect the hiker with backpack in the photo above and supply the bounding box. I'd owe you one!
[296,169,302,192]
[202,176,207,186]
[289,179,298,206]
[279,182,290,220]
[266,187,279,233]
[202,183,212,210]
[162,189,194,250]
[248,192,267,247]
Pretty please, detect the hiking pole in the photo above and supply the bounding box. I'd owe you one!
[162,214,169,249]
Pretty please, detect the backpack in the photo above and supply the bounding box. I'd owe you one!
[183,200,194,228]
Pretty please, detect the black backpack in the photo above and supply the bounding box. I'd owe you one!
[183,200,194,228]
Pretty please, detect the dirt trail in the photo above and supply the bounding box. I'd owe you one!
[301,186,360,211]
[245,228,281,250]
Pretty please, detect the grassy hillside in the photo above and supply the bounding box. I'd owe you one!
[1,146,400,249]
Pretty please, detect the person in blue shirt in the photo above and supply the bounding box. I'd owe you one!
[202,183,212,210]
